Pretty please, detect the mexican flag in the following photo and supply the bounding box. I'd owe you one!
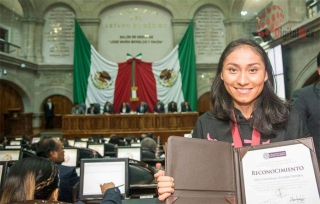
[73,19,197,113]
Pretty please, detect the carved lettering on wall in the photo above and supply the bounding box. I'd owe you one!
[194,6,226,63]
[42,6,75,64]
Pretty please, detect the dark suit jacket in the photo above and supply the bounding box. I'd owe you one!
[168,103,177,112]
[87,107,99,114]
[119,105,130,113]
[154,103,165,113]
[136,104,148,113]
[43,103,54,117]
[291,82,320,157]
[57,164,80,203]
[103,104,114,114]
[181,104,192,112]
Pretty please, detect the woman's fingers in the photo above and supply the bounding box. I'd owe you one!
[158,192,173,201]
[154,170,165,178]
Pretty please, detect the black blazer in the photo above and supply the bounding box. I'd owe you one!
[43,103,54,117]
[87,107,99,114]
[136,104,148,113]
[168,102,178,112]
[103,104,114,114]
[291,82,320,157]
[154,103,165,113]
[57,164,80,203]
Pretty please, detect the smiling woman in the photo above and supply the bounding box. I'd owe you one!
[155,38,310,202]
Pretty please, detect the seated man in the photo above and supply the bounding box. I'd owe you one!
[154,100,165,113]
[71,103,85,114]
[168,101,177,113]
[36,137,80,203]
[181,101,192,112]
[103,101,114,114]
[87,103,99,114]
[136,101,148,113]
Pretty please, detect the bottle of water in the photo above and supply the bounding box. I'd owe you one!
[155,147,160,159]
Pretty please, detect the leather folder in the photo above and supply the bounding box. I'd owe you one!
[164,136,320,204]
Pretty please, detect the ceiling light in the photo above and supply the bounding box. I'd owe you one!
[241,11,248,16]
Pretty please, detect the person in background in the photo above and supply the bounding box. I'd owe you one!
[155,38,309,201]
[0,135,8,149]
[119,102,130,113]
[103,101,114,114]
[168,101,177,113]
[154,100,165,113]
[136,101,148,113]
[181,101,192,112]
[87,103,99,114]
[36,137,79,203]
[140,137,157,152]
[72,103,85,114]
[43,98,54,129]
[291,51,320,164]
[0,157,122,204]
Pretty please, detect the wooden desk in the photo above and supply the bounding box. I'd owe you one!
[62,112,198,144]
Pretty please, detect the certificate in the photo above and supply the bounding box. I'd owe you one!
[242,143,320,204]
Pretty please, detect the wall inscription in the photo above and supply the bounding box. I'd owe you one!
[42,7,75,64]
[194,6,226,63]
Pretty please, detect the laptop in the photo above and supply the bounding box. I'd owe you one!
[32,137,40,144]
[74,141,88,148]
[0,149,22,161]
[117,147,142,161]
[79,158,129,199]
[88,144,105,157]
[62,148,79,167]
[5,145,21,149]
[68,139,75,147]
[10,140,22,145]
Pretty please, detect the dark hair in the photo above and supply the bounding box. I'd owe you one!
[36,137,60,158]
[317,51,320,67]
[210,38,290,138]
[0,157,59,203]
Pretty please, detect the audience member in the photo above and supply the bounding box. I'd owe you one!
[36,137,79,203]
[103,101,114,114]
[141,137,157,152]
[0,135,8,149]
[167,101,177,113]
[181,101,192,112]
[108,134,120,147]
[0,156,60,203]
[155,38,309,201]
[154,100,165,113]
[71,103,85,114]
[136,101,148,113]
[43,98,54,129]
[119,102,130,113]
[291,51,320,163]
[0,157,122,204]
[87,103,99,114]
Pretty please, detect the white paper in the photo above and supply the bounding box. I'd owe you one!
[242,143,320,204]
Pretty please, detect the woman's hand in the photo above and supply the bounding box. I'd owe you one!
[154,170,175,201]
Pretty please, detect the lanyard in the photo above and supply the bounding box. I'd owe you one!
[231,112,261,148]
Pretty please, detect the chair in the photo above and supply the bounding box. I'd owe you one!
[77,148,102,167]
[93,103,101,114]
[129,159,155,185]
[141,148,155,160]
[104,143,117,157]
[22,150,36,159]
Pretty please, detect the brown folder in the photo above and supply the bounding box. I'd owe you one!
[164,136,320,204]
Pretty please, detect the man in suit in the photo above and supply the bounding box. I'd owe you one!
[71,103,85,114]
[36,137,79,203]
[136,101,148,113]
[168,101,178,112]
[154,100,165,113]
[43,98,54,129]
[103,101,113,114]
[87,103,99,114]
[291,51,320,163]
[181,101,192,112]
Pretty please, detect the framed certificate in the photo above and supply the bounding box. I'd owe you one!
[239,138,320,204]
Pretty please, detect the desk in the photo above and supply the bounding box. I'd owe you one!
[62,112,198,144]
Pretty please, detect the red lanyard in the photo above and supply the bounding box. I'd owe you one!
[232,112,261,148]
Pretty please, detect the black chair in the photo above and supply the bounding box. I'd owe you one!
[77,148,102,167]
[104,143,117,157]
[22,150,36,158]
[141,148,155,160]
[129,159,155,185]
[93,103,101,114]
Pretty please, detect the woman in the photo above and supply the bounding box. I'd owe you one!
[1,157,60,203]
[155,38,309,201]
[1,157,122,204]
[119,102,130,113]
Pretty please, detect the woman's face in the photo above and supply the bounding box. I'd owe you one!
[221,45,268,110]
